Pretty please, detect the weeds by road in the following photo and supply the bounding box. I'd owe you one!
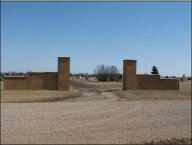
[145,136,191,145]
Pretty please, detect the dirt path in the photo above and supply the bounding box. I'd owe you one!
[1,100,191,144]
[67,80,120,102]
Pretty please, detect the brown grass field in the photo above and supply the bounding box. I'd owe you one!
[1,86,80,103]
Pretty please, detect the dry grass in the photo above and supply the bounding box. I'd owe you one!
[113,81,191,101]
[82,80,191,101]
[145,136,191,145]
[1,86,81,103]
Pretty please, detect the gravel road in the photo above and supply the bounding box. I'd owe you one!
[1,98,191,144]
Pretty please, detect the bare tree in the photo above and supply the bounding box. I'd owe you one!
[94,65,121,81]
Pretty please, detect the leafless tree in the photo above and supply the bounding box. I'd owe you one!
[94,65,121,81]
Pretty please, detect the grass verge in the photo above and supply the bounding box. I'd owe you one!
[1,87,81,103]
[145,136,191,145]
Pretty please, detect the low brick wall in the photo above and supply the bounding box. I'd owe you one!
[3,72,58,90]
[1,81,4,90]
[157,79,179,90]
[137,75,179,90]
[123,59,179,90]
[137,74,160,90]
[43,73,58,90]
[4,77,27,90]
[3,57,70,90]
[27,73,44,90]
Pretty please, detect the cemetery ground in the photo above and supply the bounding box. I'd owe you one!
[1,80,191,144]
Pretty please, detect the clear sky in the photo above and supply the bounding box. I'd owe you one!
[1,2,191,77]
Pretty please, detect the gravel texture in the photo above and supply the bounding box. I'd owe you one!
[1,97,191,144]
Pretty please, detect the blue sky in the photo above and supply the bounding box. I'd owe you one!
[1,2,191,76]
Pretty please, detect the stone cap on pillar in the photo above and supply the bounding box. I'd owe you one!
[58,57,70,63]
[123,60,137,65]
[58,57,70,59]
[123,59,137,62]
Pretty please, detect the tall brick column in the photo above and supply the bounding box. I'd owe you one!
[58,57,70,91]
[123,60,137,90]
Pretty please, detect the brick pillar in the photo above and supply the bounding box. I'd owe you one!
[123,60,137,90]
[58,57,70,91]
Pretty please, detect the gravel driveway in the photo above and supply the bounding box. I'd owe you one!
[1,98,191,144]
